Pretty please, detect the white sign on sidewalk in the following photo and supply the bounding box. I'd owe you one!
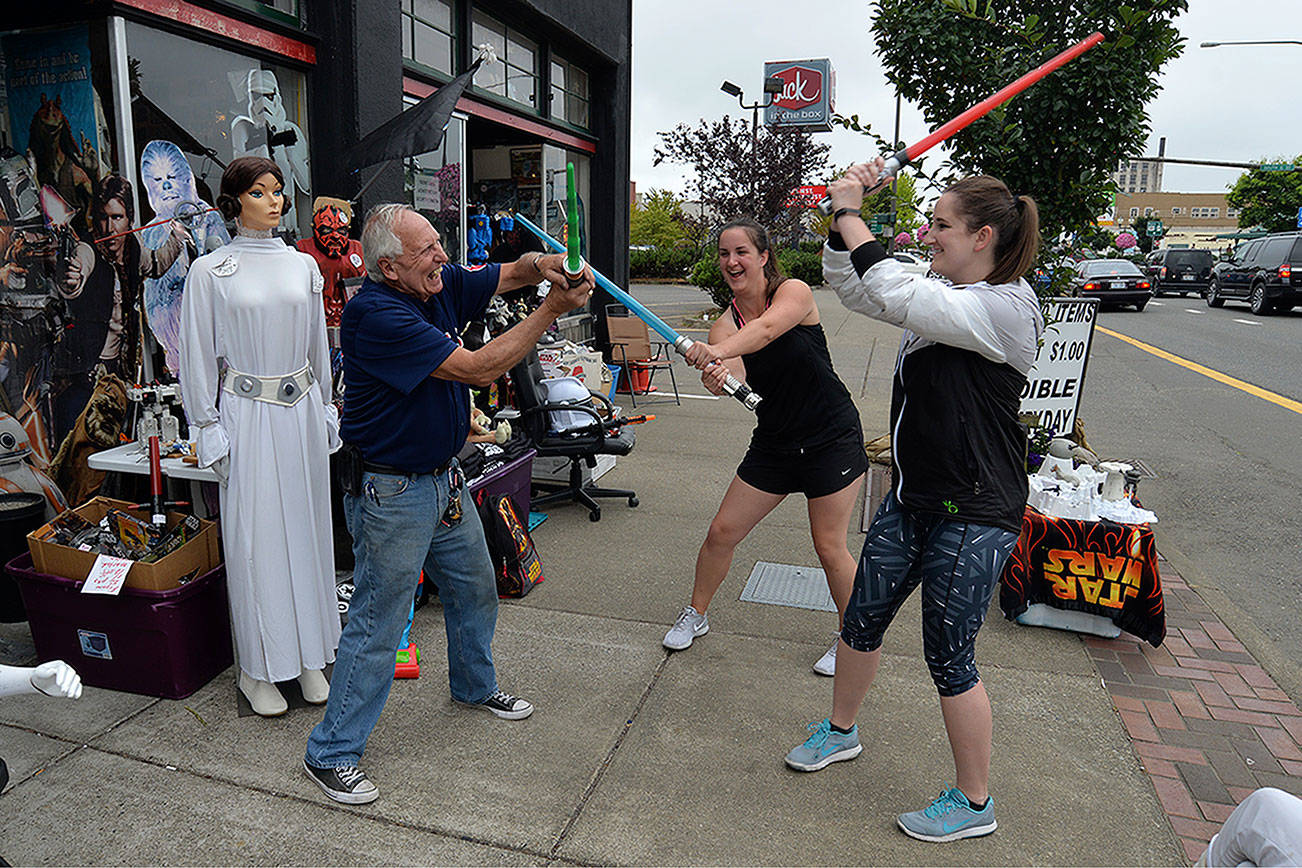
[80,554,133,596]
[1019,297,1099,435]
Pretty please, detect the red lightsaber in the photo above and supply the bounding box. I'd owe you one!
[818,31,1106,214]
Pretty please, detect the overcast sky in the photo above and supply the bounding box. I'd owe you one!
[630,0,1302,199]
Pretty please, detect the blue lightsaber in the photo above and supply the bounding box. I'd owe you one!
[514,212,760,411]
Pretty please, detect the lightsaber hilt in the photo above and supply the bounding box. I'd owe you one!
[565,261,586,290]
[514,211,762,413]
[817,149,908,216]
[147,435,166,526]
[672,336,761,410]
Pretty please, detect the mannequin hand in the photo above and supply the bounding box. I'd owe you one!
[31,660,82,699]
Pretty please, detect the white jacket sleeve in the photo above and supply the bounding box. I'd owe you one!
[177,259,231,474]
[824,243,1027,367]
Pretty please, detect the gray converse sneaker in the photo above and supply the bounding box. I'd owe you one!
[459,689,534,720]
[303,759,378,804]
[663,605,708,650]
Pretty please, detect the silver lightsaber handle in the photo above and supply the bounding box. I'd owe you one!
[672,336,761,410]
[816,151,907,216]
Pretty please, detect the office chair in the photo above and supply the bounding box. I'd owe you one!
[508,350,638,522]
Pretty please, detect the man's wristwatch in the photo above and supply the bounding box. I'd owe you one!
[832,207,861,224]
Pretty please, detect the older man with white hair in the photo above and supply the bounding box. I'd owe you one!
[303,203,593,805]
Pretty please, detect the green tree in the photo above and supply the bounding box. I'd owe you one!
[653,115,830,244]
[1227,159,1302,233]
[629,188,690,248]
[866,0,1188,242]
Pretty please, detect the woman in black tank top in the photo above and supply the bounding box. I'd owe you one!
[662,220,867,677]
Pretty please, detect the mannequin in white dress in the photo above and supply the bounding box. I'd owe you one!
[178,156,341,717]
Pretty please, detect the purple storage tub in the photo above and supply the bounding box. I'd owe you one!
[468,448,535,520]
[6,551,233,700]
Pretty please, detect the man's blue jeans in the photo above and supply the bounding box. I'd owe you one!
[305,465,499,768]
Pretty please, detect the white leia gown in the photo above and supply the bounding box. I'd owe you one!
[178,232,342,683]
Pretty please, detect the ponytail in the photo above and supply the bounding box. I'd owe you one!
[945,176,1040,285]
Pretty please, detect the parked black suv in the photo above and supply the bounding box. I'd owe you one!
[1206,232,1302,315]
[1143,248,1214,297]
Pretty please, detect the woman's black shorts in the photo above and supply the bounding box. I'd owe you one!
[737,428,868,499]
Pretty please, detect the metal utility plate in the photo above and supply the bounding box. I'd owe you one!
[739,561,836,612]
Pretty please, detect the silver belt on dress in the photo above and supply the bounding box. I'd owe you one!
[221,362,314,407]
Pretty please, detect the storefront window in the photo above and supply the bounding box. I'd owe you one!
[549,54,590,129]
[471,11,537,111]
[542,144,591,341]
[126,20,312,238]
[402,0,455,77]
[405,100,465,264]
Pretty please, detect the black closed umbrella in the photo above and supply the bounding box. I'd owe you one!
[347,58,482,198]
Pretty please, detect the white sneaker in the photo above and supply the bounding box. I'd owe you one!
[813,640,838,676]
[663,605,709,650]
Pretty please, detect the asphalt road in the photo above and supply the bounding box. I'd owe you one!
[1068,295,1302,704]
[627,280,1302,705]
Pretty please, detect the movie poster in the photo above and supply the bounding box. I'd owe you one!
[2,26,100,233]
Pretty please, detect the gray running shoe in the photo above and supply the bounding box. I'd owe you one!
[897,787,997,842]
[663,605,708,650]
[784,718,862,771]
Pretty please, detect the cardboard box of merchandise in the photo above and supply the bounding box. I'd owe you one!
[27,497,221,592]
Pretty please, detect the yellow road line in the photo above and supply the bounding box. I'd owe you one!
[1096,325,1302,416]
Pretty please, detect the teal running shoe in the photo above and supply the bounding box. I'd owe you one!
[897,787,997,842]
[784,718,861,771]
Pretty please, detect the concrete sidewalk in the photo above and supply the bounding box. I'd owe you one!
[0,291,1294,865]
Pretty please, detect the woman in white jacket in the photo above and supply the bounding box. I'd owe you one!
[784,161,1043,844]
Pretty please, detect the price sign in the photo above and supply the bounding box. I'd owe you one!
[80,554,134,596]
[1019,297,1099,435]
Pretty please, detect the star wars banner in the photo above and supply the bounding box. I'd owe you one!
[1000,506,1166,647]
[2,26,100,234]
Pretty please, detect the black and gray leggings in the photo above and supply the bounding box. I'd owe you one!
[841,491,1017,696]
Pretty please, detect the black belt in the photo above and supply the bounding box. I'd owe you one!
[361,457,454,477]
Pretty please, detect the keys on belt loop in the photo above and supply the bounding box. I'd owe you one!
[441,464,464,526]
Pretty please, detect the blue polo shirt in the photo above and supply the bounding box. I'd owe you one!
[340,265,499,472]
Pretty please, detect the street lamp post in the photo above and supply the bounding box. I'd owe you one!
[721,76,784,214]
[1200,40,1302,48]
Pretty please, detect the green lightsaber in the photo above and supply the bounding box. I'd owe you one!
[564,162,584,287]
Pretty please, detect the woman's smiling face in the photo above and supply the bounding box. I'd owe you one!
[925,192,992,283]
[718,226,767,291]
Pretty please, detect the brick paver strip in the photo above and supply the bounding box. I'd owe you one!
[1040,558,1302,864]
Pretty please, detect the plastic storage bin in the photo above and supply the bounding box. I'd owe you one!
[468,448,535,520]
[6,551,233,699]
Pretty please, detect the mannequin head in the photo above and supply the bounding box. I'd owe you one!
[311,196,353,258]
[216,156,286,230]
